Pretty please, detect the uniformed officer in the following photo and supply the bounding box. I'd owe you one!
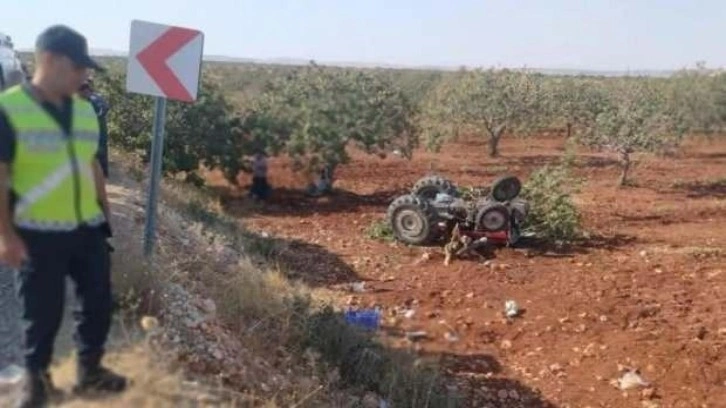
[78,78,109,178]
[78,78,114,245]
[0,25,126,407]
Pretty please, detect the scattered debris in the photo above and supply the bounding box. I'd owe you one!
[344,309,381,330]
[504,300,521,318]
[140,315,161,335]
[617,368,651,390]
[350,282,367,293]
[405,331,429,341]
[444,331,460,342]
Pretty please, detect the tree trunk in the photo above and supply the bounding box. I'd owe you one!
[566,122,572,139]
[618,150,631,187]
[488,126,505,157]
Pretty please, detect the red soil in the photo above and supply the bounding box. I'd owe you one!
[208,134,726,407]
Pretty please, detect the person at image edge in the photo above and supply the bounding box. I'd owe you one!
[0,25,127,407]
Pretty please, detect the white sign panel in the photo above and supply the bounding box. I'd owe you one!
[126,20,204,102]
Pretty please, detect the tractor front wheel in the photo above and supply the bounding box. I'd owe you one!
[387,194,441,245]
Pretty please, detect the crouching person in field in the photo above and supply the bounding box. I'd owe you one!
[248,150,271,201]
[306,163,334,197]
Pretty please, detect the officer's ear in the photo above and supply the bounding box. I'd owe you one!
[35,50,56,67]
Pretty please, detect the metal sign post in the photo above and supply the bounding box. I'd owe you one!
[143,96,167,257]
[126,19,204,258]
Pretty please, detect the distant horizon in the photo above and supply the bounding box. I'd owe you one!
[15,46,713,77]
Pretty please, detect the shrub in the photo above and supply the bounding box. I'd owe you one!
[366,219,395,242]
[520,148,583,244]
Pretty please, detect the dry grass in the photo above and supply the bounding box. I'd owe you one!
[49,346,211,408]
[40,332,268,407]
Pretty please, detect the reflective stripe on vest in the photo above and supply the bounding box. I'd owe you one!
[13,159,94,216]
[14,213,106,232]
[0,85,104,231]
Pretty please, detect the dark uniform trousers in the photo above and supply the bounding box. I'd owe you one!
[14,224,112,372]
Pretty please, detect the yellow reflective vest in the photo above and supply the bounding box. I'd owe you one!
[0,84,105,231]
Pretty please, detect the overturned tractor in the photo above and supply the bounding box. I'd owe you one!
[386,175,530,248]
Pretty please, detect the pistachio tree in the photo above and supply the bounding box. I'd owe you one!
[578,78,689,186]
[665,68,724,135]
[547,76,609,139]
[422,68,545,157]
[713,75,726,134]
[247,62,420,180]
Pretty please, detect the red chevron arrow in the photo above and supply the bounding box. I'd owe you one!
[136,26,199,102]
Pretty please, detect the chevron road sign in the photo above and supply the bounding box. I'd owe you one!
[125,20,205,257]
[127,20,204,101]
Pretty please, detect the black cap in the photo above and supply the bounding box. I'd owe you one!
[35,25,104,71]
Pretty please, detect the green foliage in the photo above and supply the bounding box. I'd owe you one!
[96,69,246,185]
[520,150,583,244]
[366,219,395,242]
[545,76,610,138]
[245,62,421,176]
[94,71,152,152]
[92,54,726,192]
[422,68,546,157]
[714,73,726,127]
[576,78,690,186]
[665,68,726,135]
[95,61,421,187]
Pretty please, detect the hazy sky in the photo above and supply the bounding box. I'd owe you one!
[2,0,724,70]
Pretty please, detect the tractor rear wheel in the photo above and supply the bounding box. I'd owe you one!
[411,175,458,200]
[387,194,441,245]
